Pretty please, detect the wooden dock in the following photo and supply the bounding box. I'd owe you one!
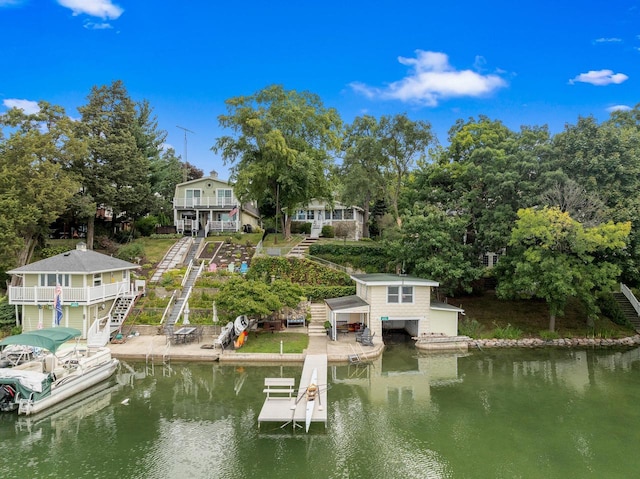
[257,354,327,431]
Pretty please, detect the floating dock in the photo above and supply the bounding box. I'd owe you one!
[257,354,327,431]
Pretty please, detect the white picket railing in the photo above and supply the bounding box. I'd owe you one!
[9,280,131,305]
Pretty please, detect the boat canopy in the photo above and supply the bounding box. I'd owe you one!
[0,327,81,354]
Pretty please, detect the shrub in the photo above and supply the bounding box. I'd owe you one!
[321,225,335,238]
[39,245,69,259]
[135,215,159,237]
[539,330,560,340]
[492,322,523,339]
[458,318,483,338]
[116,242,145,262]
[597,293,627,326]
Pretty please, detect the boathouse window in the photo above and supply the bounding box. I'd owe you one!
[93,273,102,287]
[388,286,413,303]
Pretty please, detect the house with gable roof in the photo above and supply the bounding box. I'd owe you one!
[7,243,143,346]
[173,172,260,236]
[324,273,464,344]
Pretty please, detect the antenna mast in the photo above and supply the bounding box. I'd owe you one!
[176,125,195,164]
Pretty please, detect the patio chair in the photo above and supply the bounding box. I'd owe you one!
[356,327,370,343]
[361,330,375,347]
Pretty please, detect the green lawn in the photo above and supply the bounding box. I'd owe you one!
[456,291,635,338]
[237,332,308,353]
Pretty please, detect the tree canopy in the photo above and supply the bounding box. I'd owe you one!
[495,207,630,331]
[213,85,343,239]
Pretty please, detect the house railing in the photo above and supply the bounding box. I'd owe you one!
[206,220,239,233]
[8,280,132,305]
[87,314,111,348]
[173,198,238,209]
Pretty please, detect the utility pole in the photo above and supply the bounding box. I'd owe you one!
[176,126,195,182]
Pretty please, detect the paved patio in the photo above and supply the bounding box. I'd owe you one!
[107,328,384,363]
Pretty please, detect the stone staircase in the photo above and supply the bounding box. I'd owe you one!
[287,236,318,258]
[613,292,640,332]
[307,302,327,337]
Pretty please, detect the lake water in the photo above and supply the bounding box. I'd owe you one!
[1,338,640,478]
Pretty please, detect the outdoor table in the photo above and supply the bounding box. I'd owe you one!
[174,326,197,344]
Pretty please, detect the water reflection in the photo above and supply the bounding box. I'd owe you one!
[1,345,640,478]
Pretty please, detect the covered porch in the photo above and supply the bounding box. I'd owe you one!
[325,296,370,342]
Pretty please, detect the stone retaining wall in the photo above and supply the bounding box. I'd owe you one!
[468,335,640,349]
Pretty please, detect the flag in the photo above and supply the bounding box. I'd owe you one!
[228,206,238,219]
[54,284,63,327]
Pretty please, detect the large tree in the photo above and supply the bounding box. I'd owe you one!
[340,115,388,238]
[379,113,433,227]
[386,205,483,296]
[0,102,81,277]
[76,80,156,247]
[495,207,630,331]
[552,111,640,284]
[414,117,554,257]
[213,85,342,239]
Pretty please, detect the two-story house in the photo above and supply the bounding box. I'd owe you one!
[324,273,463,342]
[7,243,143,346]
[173,173,260,236]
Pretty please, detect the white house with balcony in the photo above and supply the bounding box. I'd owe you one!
[173,173,260,236]
[7,243,144,346]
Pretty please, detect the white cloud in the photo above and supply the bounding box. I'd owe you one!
[350,50,508,106]
[0,0,27,6]
[57,0,123,20]
[84,21,113,30]
[594,37,622,43]
[569,69,628,86]
[3,99,40,114]
[606,105,632,112]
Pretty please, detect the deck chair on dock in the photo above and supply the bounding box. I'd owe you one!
[360,329,375,347]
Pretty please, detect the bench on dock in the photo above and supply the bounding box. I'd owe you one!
[263,377,296,399]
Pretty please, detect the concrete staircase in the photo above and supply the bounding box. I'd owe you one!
[288,236,318,258]
[307,302,327,337]
[613,292,640,332]
[164,238,204,332]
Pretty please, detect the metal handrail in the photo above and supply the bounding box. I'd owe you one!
[620,283,640,316]
[160,290,177,325]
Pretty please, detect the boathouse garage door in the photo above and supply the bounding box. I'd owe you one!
[382,318,420,337]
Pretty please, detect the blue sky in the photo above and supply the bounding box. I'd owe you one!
[2,0,639,179]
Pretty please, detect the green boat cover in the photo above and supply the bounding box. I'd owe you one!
[0,327,81,354]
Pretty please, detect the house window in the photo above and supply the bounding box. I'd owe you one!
[185,189,201,207]
[41,274,70,287]
[401,286,413,303]
[388,286,413,303]
[93,274,102,287]
[217,189,232,206]
[296,210,306,220]
[307,210,315,220]
[482,254,490,267]
[343,208,354,220]
[332,210,343,220]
